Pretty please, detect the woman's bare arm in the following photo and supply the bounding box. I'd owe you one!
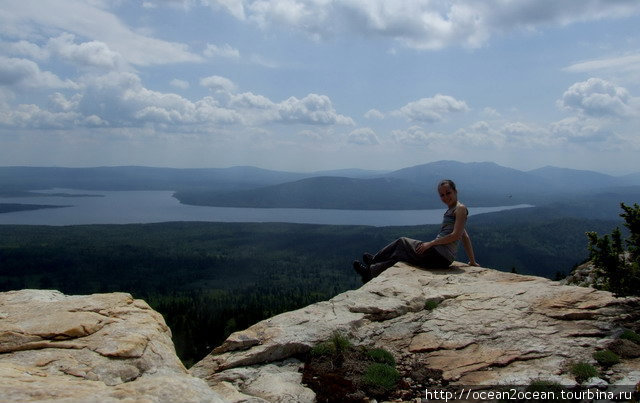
[462,229,479,266]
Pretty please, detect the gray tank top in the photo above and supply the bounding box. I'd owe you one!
[433,203,466,263]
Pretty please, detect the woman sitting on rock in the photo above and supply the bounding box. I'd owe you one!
[353,179,479,283]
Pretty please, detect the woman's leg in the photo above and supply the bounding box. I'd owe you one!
[371,237,421,263]
[369,237,422,276]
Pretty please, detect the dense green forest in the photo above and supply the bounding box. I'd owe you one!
[0,215,619,366]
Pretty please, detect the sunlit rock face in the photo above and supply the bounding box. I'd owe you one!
[0,290,225,403]
[191,262,640,402]
[2,263,638,402]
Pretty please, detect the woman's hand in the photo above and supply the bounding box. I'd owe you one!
[416,241,433,254]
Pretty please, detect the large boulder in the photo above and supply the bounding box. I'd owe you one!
[191,263,640,401]
[0,289,225,402]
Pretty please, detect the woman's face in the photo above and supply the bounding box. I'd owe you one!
[438,184,457,207]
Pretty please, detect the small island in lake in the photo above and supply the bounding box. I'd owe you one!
[0,204,70,214]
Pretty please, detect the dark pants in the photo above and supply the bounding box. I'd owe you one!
[369,237,451,277]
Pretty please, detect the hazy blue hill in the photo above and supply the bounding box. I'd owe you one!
[386,160,544,188]
[175,161,577,210]
[311,168,390,178]
[619,171,640,186]
[527,166,620,191]
[3,162,638,212]
[384,160,550,204]
[0,166,309,193]
[175,176,440,209]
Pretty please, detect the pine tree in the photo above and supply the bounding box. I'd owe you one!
[587,203,640,296]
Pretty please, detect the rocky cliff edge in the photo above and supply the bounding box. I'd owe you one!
[2,263,639,402]
[0,290,225,402]
[189,262,640,402]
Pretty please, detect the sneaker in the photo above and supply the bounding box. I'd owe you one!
[363,253,374,265]
[352,260,372,284]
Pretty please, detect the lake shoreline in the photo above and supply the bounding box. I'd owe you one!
[0,189,533,227]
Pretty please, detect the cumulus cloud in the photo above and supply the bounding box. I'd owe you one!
[0,103,81,129]
[550,117,610,143]
[49,92,81,112]
[0,57,77,89]
[201,75,238,93]
[1,0,202,66]
[201,0,247,20]
[170,79,190,89]
[348,127,379,145]
[390,120,564,149]
[462,120,560,148]
[47,34,125,70]
[364,109,385,119]
[0,67,353,130]
[0,40,49,60]
[393,94,469,123]
[278,94,354,125]
[203,43,240,59]
[392,125,445,145]
[452,121,505,147]
[209,0,640,50]
[481,107,501,118]
[558,78,638,117]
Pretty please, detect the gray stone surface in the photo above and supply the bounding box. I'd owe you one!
[191,262,640,401]
[0,289,226,403]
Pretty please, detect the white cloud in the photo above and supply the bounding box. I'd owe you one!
[230,92,275,109]
[248,54,279,68]
[364,108,384,119]
[0,0,202,66]
[0,57,77,89]
[170,79,190,89]
[278,94,354,125]
[462,120,559,148]
[200,75,238,93]
[0,103,82,129]
[452,121,505,148]
[48,34,125,70]
[49,92,81,112]
[204,43,240,59]
[222,0,640,50]
[550,116,610,143]
[348,127,379,145]
[564,53,640,75]
[0,67,353,130]
[481,107,501,118]
[558,78,638,118]
[393,94,469,123]
[202,0,247,20]
[392,125,445,145]
[391,120,564,149]
[0,40,49,60]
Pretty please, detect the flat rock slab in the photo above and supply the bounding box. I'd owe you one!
[191,263,640,401]
[0,289,225,403]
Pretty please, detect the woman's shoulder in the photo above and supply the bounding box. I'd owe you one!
[454,201,468,215]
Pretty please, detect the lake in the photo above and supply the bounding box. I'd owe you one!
[0,189,532,226]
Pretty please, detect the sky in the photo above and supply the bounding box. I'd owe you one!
[1,0,640,174]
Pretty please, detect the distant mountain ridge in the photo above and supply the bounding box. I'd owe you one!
[2,161,639,212]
